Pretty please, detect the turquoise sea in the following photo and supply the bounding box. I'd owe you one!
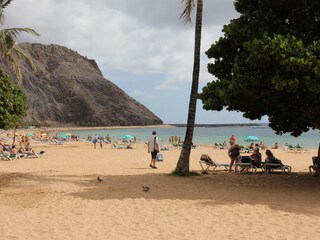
[59,124,320,149]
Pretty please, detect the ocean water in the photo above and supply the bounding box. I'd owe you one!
[59,125,320,149]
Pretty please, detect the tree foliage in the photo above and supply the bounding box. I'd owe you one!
[0,0,39,82]
[0,70,27,129]
[199,0,320,136]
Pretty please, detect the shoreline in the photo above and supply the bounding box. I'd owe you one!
[42,124,175,132]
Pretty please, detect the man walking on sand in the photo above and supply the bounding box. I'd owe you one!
[148,131,160,169]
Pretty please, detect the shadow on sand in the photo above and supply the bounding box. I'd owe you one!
[1,171,320,215]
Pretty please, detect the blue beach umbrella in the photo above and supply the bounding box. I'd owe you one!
[60,133,69,139]
[26,133,34,137]
[122,134,134,141]
[244,136,260,142]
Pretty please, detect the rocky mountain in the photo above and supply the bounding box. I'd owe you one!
[0,43,163,127]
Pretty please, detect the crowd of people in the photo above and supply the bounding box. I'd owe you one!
[0,135,39,158]
[227,134,286,172]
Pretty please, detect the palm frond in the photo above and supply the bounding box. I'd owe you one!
[2,51,22,82]
[180,0,196,24]
[0,28,39,54]
[0,30,15,53]
[2,0,13,9]
[0,28,40,39]
[0,1,13,24]
[11,46,36,71]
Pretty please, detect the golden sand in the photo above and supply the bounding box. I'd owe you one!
[0,140,320,240]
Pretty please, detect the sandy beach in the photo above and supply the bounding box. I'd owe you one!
[1,139,320,240]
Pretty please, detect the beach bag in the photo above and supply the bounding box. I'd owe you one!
[156,153,164,161]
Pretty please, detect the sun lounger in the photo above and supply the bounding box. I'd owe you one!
[1,152,11,161]
[213,143,224,149]
[6,153,21,161]
[235,156,257,173]
[112,143,127,149]
[199,154,230,173]
[26,151,46,158]
[264,162,291,174]
[309,156,318,174]
[160,144,170,151]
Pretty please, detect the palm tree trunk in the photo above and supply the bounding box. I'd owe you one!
[175,0,203,175]
[314,143,320,176]
[12,123,16,145]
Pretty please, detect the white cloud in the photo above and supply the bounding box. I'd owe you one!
[2,0,245,123]
[4,0,237,90]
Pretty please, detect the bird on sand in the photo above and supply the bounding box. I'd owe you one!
[142,186,150,192]
[97,177,103,182]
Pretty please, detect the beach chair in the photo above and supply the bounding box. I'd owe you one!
[26,151,46,159]
[264,161,291,174]
[235,156,257,173]
[286,145,296,153]
[6,153,21,161]
[213,143,224,149]
[199,154,230,173]
[160,144,170,151]
[112,143,127,149]
[309,156,318,174]
[0,152,11,161]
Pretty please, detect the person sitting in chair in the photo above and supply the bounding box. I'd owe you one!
[265,149,284,166]
[250,147,262,167]
[10,145,18,155]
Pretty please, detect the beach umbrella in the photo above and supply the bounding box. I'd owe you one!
[122,134,134,141]
[26,133,34,137]
[60,133,69,139]
[244,136,260,142]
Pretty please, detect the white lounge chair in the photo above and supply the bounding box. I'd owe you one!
[235,156,257,173]
[264,162,291,174]
[26,151,46,158]
[309,156,318,174]
[199,154,230,173]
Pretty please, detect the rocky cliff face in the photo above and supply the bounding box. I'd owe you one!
[2,43,163,127]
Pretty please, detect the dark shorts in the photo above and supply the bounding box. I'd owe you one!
[230,148,240,158]
[151,151,157,159]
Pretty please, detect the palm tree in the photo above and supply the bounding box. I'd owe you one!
[0,0,39,82]
[174,0,203,175]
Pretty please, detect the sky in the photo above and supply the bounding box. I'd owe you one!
[3,0,268,124]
